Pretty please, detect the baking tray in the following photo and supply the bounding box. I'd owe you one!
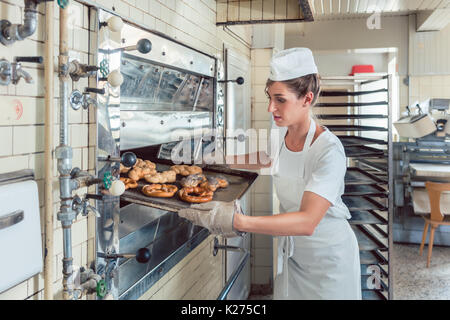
[337,135,387,146]
[357,159,388,172]
[344,184,387,197]
[351,225,387,251]
[326,125,388,132]
[121,163,258,212]
[345,167,387,185]
[316,101,388,107]
[349,210,388,225]
[320,88,388,97]
[343,196,387,211]
[360,250,388,265]
[317,114,388,120]
[344,145,385,158]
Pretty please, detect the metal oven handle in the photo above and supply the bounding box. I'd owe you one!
[0,210,24,231]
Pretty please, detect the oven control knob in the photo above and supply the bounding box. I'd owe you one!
[121,151,137,167]
[109,179,125,196]
[106,16,124,33]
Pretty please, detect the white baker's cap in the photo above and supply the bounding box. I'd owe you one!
[269,48,318,81]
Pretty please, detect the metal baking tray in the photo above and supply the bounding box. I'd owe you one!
[349,210,388,225]
[320,88,388,97]
[360,250,388,265]
[344,145,385,158]
[345,167,387,185]
[338,135,387,147]
[362,290,387,300]
[121,163,258,212]
[357,159,388,172]
[343,196,387,211]
[344,184,387,197]
[317,114,388,120]
[326,125,388,132]
[351,225,388,251]
[316,101,388,107]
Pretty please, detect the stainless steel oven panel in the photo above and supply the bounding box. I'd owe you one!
[121,23,215,78]
[120,111,212,150]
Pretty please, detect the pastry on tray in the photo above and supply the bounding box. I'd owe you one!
[170,165,202,176]
[142,184,178,198]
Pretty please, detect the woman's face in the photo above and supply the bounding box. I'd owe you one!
[266,81,313,127]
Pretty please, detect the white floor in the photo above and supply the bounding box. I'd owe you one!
[393,243,450,300]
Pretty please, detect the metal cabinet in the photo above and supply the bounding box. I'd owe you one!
[317,75,393,300]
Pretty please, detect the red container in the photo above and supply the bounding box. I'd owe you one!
[349,65,374,75]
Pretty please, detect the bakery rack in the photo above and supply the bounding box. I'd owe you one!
[317,74,393,300]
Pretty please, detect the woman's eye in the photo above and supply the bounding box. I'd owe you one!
[277,98,285,103]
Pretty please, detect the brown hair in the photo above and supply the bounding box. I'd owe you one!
[265,74,321,107]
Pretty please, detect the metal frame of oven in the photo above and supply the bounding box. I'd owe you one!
[92,8,230,300]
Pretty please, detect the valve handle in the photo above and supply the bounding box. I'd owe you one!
[14,56,43,64]
[136,39,152,54]
[96,279,107,298]
[85,87,105,95]
[57,0,69,9]
[103,172,112,190]
[136,248,151,263]
[85,194,104,201]
[121,152,137,167]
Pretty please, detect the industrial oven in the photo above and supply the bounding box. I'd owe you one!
[92,9,256,300]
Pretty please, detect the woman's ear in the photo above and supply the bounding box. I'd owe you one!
[304,91,314,106]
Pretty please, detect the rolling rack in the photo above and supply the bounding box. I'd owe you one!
[317,74,393,300]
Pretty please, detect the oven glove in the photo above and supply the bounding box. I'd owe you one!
[178,200,244,238]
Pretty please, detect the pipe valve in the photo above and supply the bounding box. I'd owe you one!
[0,56,43,85]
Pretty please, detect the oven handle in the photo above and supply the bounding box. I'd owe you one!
[0,210,24,231]
[217,250,250,301]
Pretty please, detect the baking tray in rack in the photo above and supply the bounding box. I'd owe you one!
[342,196,387,211]
[360,250,388,265]
[349,210,388,225]
[351,225,388,251]
[344,145,385,158]
[337,136,387,147]
[326,125,388,132]
[345,167,387,185]
[344,184,387,197]
[121,163,258,212]
[317,114,388,120]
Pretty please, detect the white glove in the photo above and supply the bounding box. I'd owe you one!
[178,200,243,238]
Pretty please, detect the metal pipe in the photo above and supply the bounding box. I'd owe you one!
[0,0,38,45]
[43,0,54,300]
[57,4,79,300]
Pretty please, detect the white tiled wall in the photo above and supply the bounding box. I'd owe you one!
[0,0,250,300]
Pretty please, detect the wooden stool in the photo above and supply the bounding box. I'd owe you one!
[419,181,450,267]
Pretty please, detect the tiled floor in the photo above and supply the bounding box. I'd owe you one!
[393,243,450,300]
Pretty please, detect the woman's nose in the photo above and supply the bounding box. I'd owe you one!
[268,100,275,113]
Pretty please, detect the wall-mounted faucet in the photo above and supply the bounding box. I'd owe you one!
[0,56,43,85]
[0,0,53,46]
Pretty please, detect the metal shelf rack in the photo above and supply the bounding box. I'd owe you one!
[319,75,393,300]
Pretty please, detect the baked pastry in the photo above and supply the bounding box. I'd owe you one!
[144,170,176,184]
[120,163,131,174]
[180,173,207,188]
[199,176,228,191]
[128,166,157,181]
[134,158,156,170]
[178,186,213,203]
[142,184,178,198]
[120,177,138,190]
[170,165,202,176]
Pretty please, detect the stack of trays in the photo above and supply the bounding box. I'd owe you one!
[319,75,392,300]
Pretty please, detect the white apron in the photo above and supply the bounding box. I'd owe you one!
[272,119,361,300]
